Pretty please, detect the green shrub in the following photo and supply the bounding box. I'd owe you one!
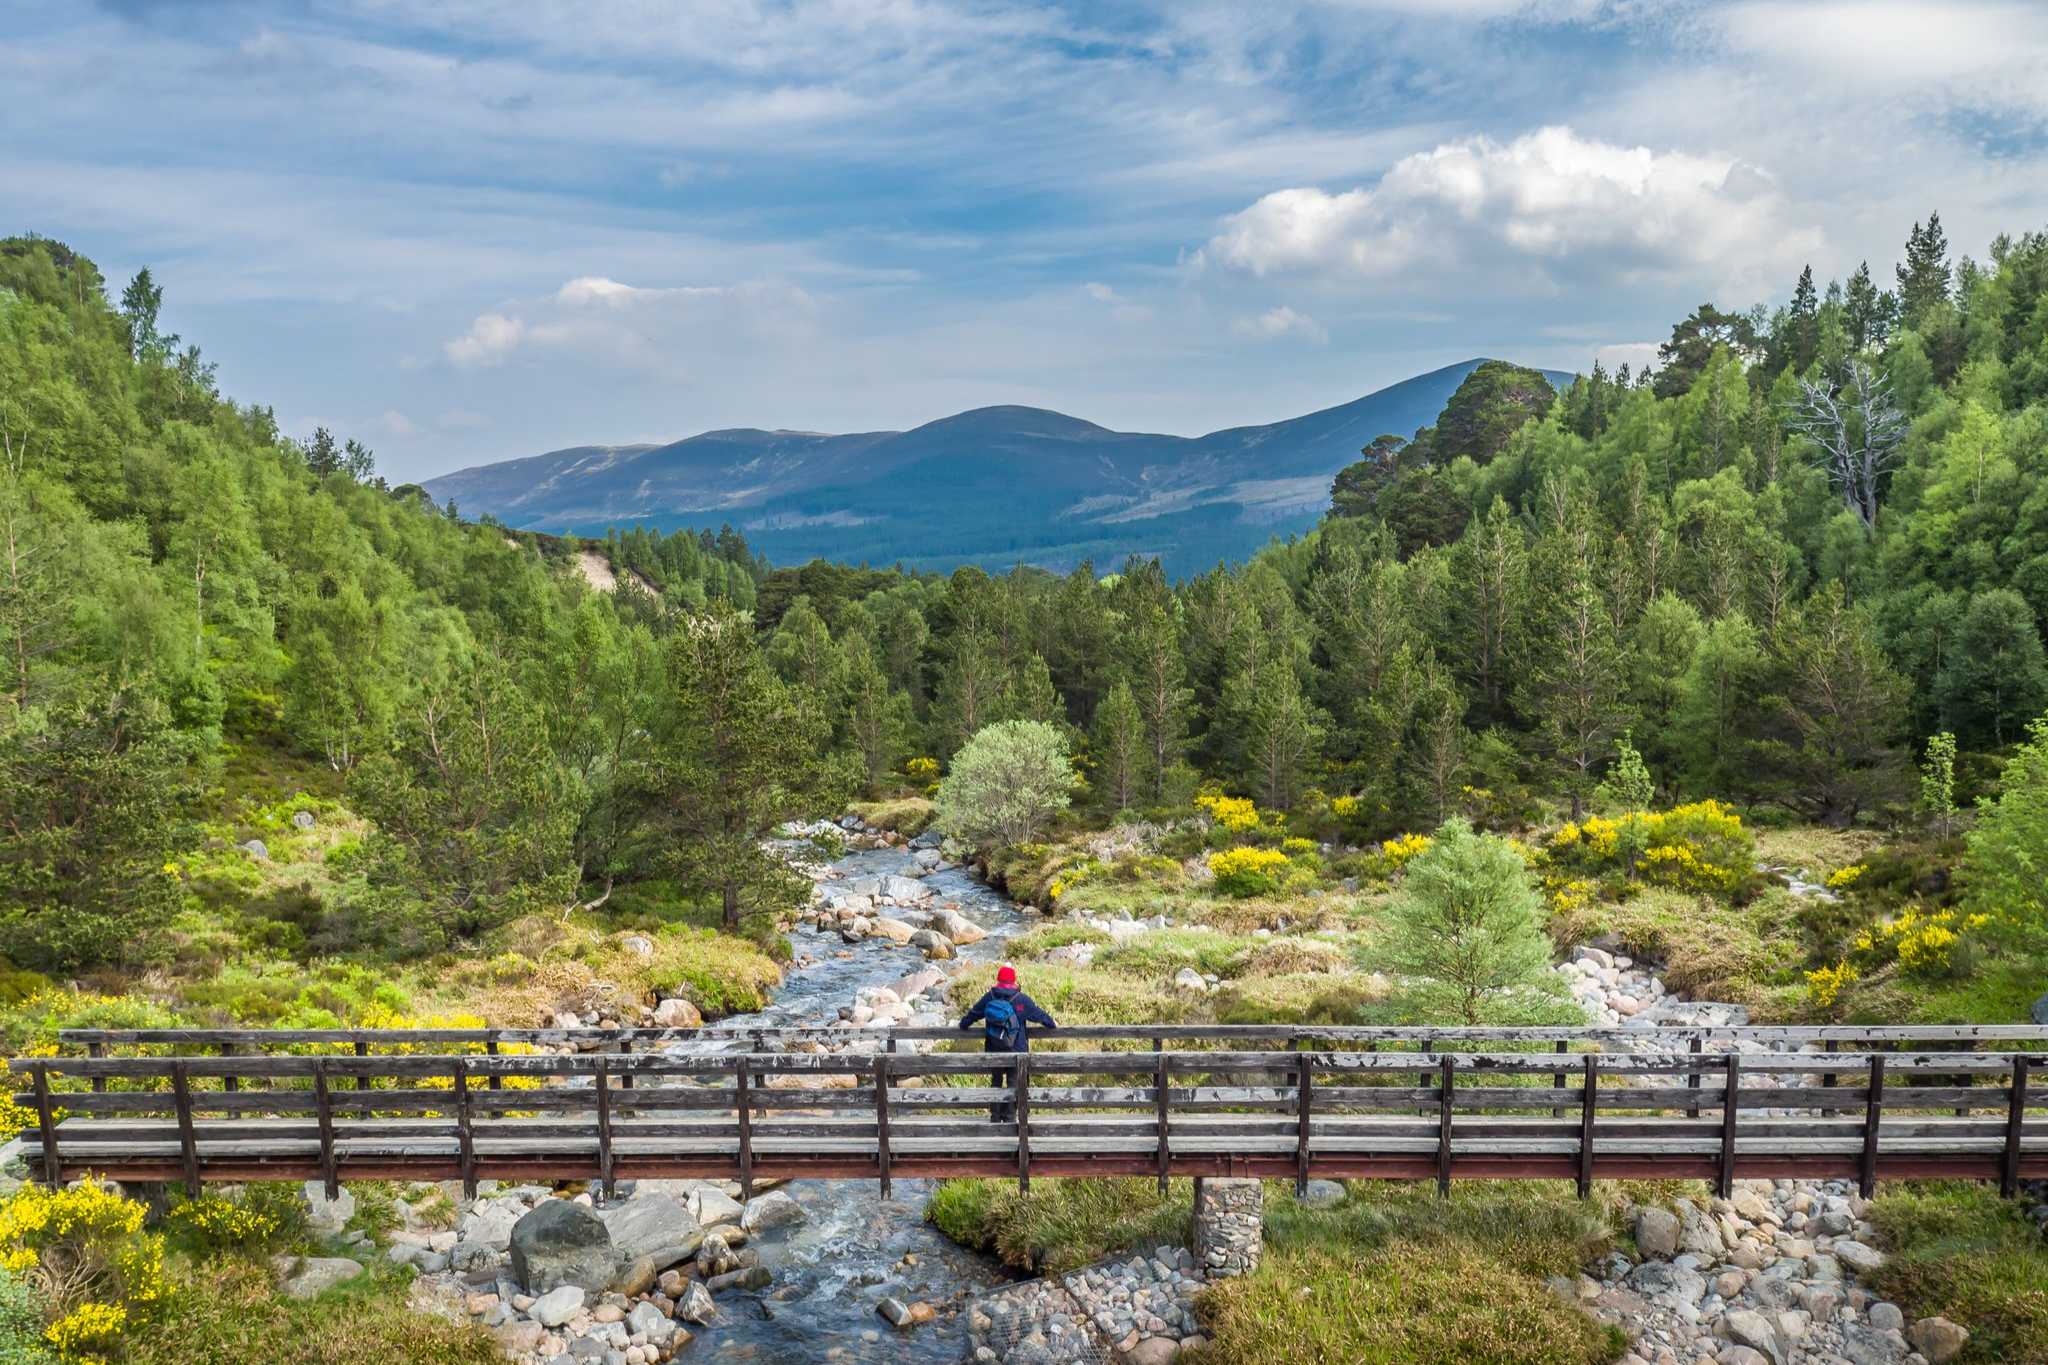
[0,1268,53,1365]
[1868,1183,2048,1362]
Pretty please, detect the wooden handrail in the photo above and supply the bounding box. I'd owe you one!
[54,1023,2048,1047]
[11,1042,2045,1199]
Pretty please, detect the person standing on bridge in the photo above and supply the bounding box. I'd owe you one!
[958,964,1056,1124]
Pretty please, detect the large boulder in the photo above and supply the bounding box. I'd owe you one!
[653,996,703,1029]
[688,1186,745,1229]
[1908,1317,1969,1363]
[597,1192,705,1269]
[879,874,928,904]
[930,909,987,945]
[740,1190,806,1234]
[1635,1207,1680,1259]
[273,1255,364,1299]
[302,1180,356,1235]
[868,917,917,945]
[510,1199,616,1294]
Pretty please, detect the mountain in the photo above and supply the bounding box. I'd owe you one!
[421,359,1576,574]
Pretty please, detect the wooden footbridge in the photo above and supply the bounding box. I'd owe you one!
[15,1025,2048,1204]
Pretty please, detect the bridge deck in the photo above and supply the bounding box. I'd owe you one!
[16,1026,2047,1199]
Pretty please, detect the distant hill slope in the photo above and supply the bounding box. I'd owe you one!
[422,359,1576,574]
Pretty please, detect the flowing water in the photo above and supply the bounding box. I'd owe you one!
[661,845,1029,1363]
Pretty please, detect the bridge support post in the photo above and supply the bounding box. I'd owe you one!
[1193,1177,1262,1279]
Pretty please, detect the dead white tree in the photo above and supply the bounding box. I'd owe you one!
[1790,360,1907,530]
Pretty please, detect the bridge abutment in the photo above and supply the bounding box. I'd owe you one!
[1192,1176,1263,1277]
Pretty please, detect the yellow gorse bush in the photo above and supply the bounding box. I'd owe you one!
[167,1193,281,1247]
[1206,846,1291,897]
[905,756,940,782]
[1329,795,1361,818]
[1372,833,1433,878]
[1804,960,1860,1009]
[1545,800,1752,895]
[1825,864,1867,889]
[45,1300,126,1361]
[354,1006,543,1095]
[1195,792,1260,833]
[1852,907,1993,978]
[0,1180,163,1363]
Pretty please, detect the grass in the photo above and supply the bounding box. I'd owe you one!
[132,1259,500,1365]
[1186,1182,1626,1365]
[849,796,936,836]
[928,1177,1190,1273]
[1868,1183,2048,1363]
[928,1177,1627,1365]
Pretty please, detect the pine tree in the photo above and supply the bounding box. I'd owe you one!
[1843,261,1891,352]
[1381,817,1556,1026]
[1897,213,1952,328]
[1787,264,1819,373]
[640,603,836,932]
[1090,679,1146,813]
[1127,602,1192,799]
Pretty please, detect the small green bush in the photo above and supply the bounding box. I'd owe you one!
[0,1268,53,1365]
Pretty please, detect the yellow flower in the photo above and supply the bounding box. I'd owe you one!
[1805,960,1859,1009]
[1825,864,1866,889]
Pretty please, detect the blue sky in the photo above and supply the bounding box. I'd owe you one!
[6,1,2048,483]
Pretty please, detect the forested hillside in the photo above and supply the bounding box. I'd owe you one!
[0,236,776,976]
[5,217,2048,983]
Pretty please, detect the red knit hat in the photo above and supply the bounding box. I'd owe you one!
[996,964,1018,987]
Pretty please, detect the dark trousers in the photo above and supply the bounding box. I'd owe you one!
[989,1049,1021,1124]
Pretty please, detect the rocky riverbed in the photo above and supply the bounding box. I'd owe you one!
[245,833,2005,1365]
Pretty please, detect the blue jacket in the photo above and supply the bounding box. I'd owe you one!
[959,985,1056,1052]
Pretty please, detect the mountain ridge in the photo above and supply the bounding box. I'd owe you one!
[423,359,1576,573]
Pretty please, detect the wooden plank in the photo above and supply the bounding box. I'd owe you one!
[594,1062,614,1199]
[736,1058,754,1202]
[313,1064,339,1200]
[354,1036,370,1091]
[88,1041,106,1095]
[1861,1053,1885,1198]
[1155,1051,1169,1196]
[1577,1055,1597,1199]
[32,1064,61,1187]
[1015,1054,1031,1193]
[1296,1054,1313,1196]
[171,1062,201,1196]
[1552,1040,1568,1119]
[221,1040,240,1095]
[454,1062,477,1200]
[2003,1054,2028,1199]
[1688,1036,1703,1118]
[1719,1054,1740,1198]
[1438,1055,1454,1198]
[874,1053,892,1201]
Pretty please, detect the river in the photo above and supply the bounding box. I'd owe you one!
[662,844,1030,1363]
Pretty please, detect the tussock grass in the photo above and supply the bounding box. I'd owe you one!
[849,797,936,836]
[1868,1183,2048,1363]
[135,1259,499,1365]
[1550,885,1802,1006]
[1189,1182,1626,1365]
[928,1177,1190,1273]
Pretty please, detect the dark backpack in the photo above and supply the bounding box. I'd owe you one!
[982,995,1021,1047]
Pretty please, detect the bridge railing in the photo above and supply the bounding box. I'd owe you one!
[12,1040,2046,1205]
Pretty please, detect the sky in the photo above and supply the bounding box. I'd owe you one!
[5,1,2048,484]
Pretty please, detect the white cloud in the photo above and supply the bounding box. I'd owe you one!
[443,312,526,368]
[1710,2,2048,116]
[378,408,419,437]
[1593,340,1660,373]
[1232,305,1328,344]
[1081,281,1155,324]
[444,276,818,373]
[1196,126,1822,296]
